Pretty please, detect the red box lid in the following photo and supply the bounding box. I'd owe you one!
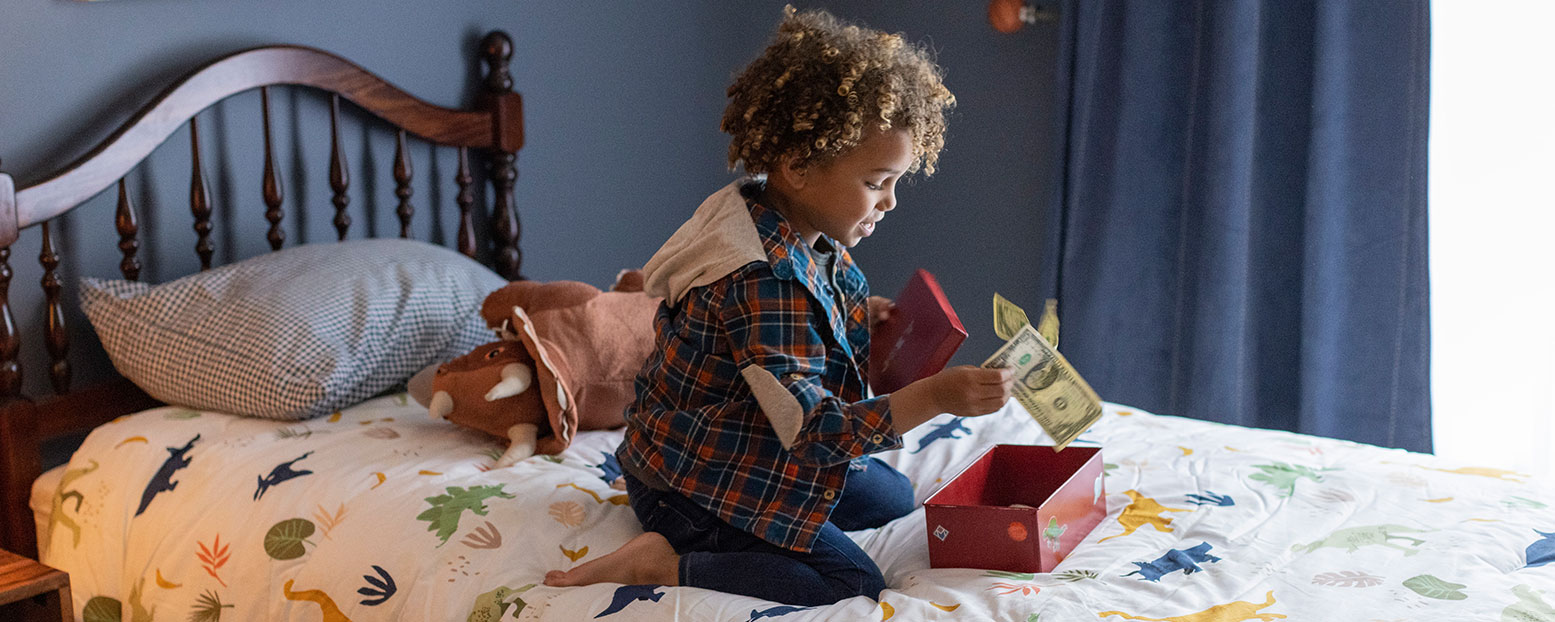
[869,269,967,395]
[923,444,1107,572]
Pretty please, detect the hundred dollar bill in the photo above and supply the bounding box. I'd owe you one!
[1036,298,1060,349]
[992,293,1031,342]
[981,324,1101,451]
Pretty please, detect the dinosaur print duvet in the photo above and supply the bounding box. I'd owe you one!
[31,393,1555,621]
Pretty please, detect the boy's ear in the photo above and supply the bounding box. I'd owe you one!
[775,155,808,190]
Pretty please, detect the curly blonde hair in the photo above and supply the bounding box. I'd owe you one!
[722,6,956,176]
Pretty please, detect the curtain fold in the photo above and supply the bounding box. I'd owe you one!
[1050,0,1431,452]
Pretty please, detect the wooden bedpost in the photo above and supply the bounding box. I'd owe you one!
[0,163,41,558]
[479,31,525,280]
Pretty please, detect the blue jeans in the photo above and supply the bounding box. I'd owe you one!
[624,457,915,605]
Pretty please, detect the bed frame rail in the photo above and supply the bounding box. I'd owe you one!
[0,31,527,558]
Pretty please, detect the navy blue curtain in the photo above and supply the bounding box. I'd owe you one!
[1045,1,1431,452]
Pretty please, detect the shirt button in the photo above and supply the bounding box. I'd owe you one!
[871,434,885,444]
[823,489,837,500]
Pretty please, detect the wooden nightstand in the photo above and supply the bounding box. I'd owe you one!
[0,549,72,622]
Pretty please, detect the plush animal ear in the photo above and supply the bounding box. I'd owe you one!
[405,361,439,408]
[509,305,578,454]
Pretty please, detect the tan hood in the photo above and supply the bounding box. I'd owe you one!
[642,180,768,305]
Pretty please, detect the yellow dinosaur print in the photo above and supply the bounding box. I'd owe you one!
[154,568,181,589]
[284,579,353,622]
[129,577,155,622]
[1099,590,1285,622]
[1098,490,1191,543]
[556,482,631,505]
[115,436,148,448]
[46,459,99,552]
[931,602,961,612]
[1413,464,1527,482]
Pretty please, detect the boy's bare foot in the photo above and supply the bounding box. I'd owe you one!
[544,531,680,587]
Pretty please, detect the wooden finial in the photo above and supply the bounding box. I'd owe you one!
[481,31,514,93]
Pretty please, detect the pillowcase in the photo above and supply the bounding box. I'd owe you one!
[79,238,507,420]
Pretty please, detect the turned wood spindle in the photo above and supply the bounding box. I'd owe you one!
[116,180,141,281]
[329,94,351,240]
[481,32,522,279]
[394,130,413,239]
[455,147,476,259]
[0,244,18,400]
[39,222,68,394]
[0,158,13,400]
[189,117,213,270]
[261,86,285,250]
[488,151,520,279]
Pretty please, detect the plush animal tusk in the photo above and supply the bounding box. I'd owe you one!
[429,391,454,420]
[494,423,539,468]
[485,363,533,401]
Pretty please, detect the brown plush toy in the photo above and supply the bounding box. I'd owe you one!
[422,270,660,467]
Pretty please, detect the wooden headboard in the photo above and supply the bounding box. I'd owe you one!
[0,32,527,558]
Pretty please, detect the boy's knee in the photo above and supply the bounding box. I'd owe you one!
[807,563,885,605]
[855,565,888,601]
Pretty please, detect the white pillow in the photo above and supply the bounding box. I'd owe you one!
[79,238,506,420]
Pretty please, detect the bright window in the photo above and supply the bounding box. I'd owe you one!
[1429,1,1555,479]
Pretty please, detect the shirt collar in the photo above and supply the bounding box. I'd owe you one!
[740,179,837,283]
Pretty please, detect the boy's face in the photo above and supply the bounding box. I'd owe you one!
[772,127,914,248]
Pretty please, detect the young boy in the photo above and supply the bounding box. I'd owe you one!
[544,7,1013,605]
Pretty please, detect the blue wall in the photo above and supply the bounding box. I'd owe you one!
[0,1,1061,399]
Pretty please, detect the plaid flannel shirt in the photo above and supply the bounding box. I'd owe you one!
[620,183,903,552]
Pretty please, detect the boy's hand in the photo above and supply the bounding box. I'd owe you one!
[868,296,896,329]
[926,366,1014,417]
[888,366,1014,435]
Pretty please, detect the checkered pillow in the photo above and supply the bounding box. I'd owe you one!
[79,239,507,420]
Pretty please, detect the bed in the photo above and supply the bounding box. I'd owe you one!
[5,33,1555,622]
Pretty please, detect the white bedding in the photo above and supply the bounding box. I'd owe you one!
[32,394,1555,621]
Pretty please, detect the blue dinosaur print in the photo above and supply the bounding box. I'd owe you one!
[1526,530,1555,568]
[255,451,315,501]
[136,434,200,516]
[1186,491,1234,506]
[748,605,813,621]
[358,565,396,606]
[595,451,623,485]
[912,418,971,454]
[595,584,664,618]
[1123,542,1221,581]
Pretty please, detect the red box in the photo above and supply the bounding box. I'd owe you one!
[869,269,967,395]
[924,444,1107,572]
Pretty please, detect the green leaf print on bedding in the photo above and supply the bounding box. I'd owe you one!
[1505,496,1549,510]
[418,485,516,546]
[83,596,121,622]
[1404,574,1469,600]
[264,518,317,560]
[190,590,234,622]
